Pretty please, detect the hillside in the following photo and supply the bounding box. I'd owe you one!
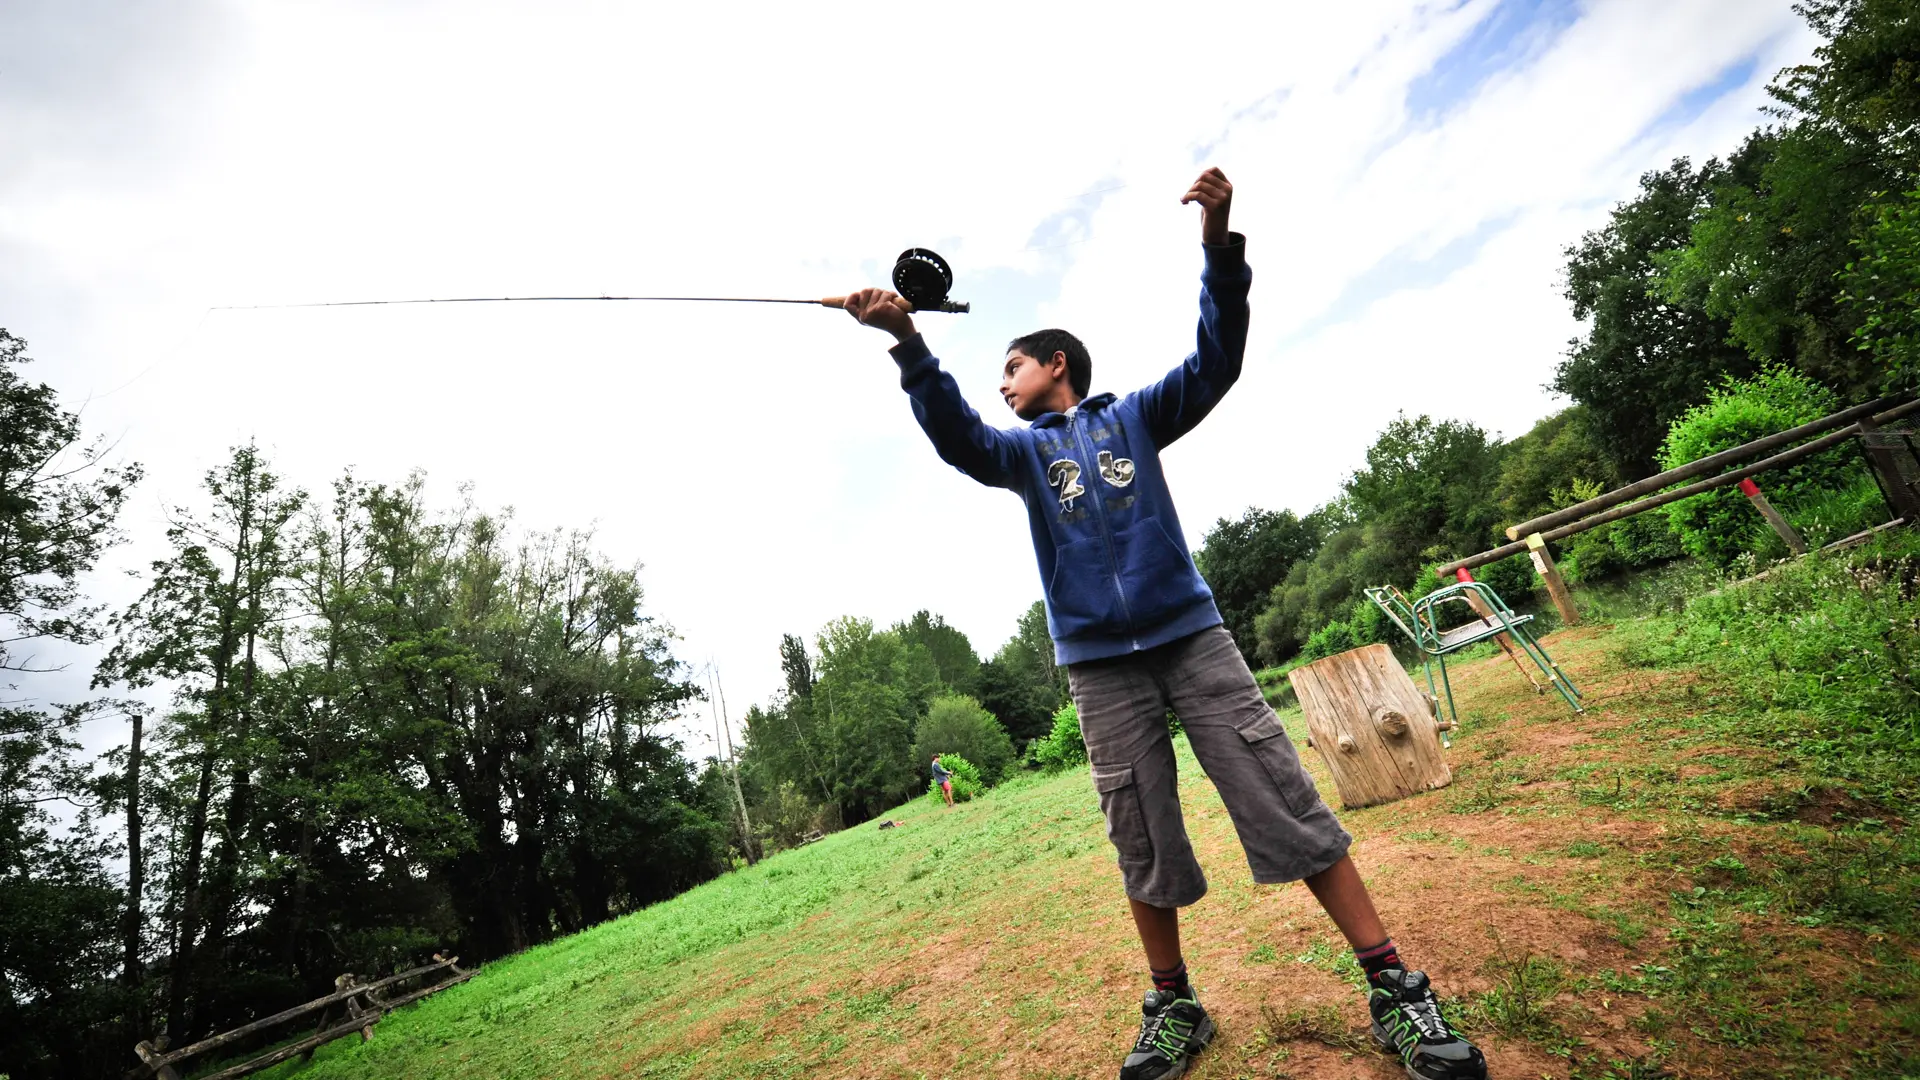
[252,621,1916,1080]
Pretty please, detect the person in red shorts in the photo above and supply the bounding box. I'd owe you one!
[930,754,954,808]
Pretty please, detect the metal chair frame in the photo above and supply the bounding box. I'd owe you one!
[1364,581,1582,727]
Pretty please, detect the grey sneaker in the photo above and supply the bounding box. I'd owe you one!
[1367,968,1488,1080]
[1118,987,1214,1080]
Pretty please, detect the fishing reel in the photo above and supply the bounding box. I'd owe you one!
[891,248,970,313]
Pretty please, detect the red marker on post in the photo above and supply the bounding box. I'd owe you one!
[1738,478,1808,555]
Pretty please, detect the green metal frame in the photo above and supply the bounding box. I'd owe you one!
[1364,581,1582,728]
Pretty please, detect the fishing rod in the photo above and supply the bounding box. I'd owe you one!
[213,248,971,314]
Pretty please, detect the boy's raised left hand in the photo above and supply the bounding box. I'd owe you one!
[1181,167,1233,246]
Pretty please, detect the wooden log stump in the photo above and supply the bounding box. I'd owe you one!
[1292,644,1452,809]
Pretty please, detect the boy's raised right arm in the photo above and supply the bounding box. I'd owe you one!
[844,288,1020,489]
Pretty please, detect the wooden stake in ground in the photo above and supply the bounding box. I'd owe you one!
[1738,478,1807,554]
[1525,532,1579,626]
[1291,644,1452,809]
[1452,569,1543,693]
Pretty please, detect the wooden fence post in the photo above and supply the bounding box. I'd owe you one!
[1524,533,1579,626]
[343,976,377,1042]
[1737,478,1807,554]
[1453,568,1543,692]
[133,1039,182,1080]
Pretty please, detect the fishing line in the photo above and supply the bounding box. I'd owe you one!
[212,248,971,315]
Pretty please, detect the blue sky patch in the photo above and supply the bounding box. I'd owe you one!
[1405,0,1583,123]
[1285,210,1522,344]
[1625,52,1764,148]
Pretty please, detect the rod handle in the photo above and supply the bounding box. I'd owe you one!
[818,296,969,314]
[819,295,912,312]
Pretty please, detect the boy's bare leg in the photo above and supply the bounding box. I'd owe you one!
[1302,855,1388,948]
[1127,898,1184,972]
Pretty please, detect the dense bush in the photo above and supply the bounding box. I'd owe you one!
[1563,516,1686,584]
[912,694,1015,784]
[1474,552,1539,602]
[927,754,984,803]
[1297,618,1357,662]
[1657,368,1866,567]
[753,781,840,851]
[1028,703,1087,773]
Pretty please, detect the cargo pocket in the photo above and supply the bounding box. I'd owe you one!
[1091,764,1155,867]
[1233,707,1320,818]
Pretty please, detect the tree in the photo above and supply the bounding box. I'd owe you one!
[974,655,1058,745]
[1839,186,1920,391]
[98,443,303,1037]
[1490,407,1620,525]
[1555,157,1760,473]
[812,618,923,822]
[1646,1,1920,404]
[975,601,1066,744]
[779,633,813,702]
[1773,0,1920,175]
[911,695,1015,784]
[891,610,980,697]
[0,328,142,1079]
[1196,508,1324,663]
[1656,127,1890,397]
[1341,414,1504,584]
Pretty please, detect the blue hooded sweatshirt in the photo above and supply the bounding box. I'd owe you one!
[888,234,1251,665]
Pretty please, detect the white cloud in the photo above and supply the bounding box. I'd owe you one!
[0,0,1816,760]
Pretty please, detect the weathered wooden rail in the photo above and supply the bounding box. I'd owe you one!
[1436,394,1920,623]
[129,954,474,1080]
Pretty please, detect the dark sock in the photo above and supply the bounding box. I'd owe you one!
[1354,939,1402,978]
[1150,961,1192,999]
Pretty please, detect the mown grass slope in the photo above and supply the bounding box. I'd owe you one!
[251,617,1917,1080]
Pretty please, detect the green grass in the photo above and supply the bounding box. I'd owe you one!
[229,568,1920,1079]
[252,751,1129,1079]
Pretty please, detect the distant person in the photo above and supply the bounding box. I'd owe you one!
[843,168,1485,1080]
[930,754,954,808]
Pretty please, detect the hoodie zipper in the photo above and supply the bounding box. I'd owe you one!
[1074,410,1138,648]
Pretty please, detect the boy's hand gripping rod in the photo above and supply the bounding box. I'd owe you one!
[214,249,970,314]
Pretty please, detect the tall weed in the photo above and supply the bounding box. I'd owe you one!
[1622,531,1920,799]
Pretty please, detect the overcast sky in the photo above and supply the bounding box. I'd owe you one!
[4,0,1816,764]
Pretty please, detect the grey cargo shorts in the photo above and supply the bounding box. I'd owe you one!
[1068,624,1351,908]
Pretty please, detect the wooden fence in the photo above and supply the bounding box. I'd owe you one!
[129,955,474,1080]
[1436,394,1920,623]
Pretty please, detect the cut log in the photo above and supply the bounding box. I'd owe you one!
[1292,644,1452,809]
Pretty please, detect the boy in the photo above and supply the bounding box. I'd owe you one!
[842,168,1487,1080]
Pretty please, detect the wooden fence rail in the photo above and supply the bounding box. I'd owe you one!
[1438,395,1920,578]
[1503,394,1907,540]
[129,955,474,1080]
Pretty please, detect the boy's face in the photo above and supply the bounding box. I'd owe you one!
[1001,348,1067,421]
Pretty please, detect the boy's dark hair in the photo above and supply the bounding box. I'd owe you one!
[1007,329,1091,398]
